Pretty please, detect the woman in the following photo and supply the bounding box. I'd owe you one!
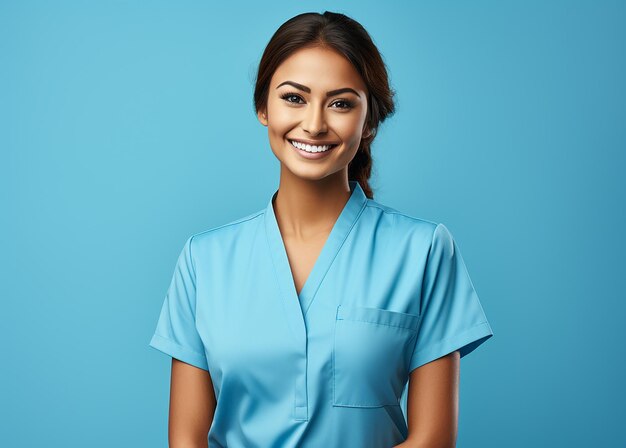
[149,11,493,448]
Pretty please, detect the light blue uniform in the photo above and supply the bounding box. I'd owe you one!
[149,180,493,447]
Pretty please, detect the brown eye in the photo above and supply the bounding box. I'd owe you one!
[331,100,353,110]
[280,92,304,104]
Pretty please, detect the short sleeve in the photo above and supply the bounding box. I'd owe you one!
[409,223,494,372]
[148,235,209,371]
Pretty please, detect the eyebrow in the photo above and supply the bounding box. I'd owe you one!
[276,80,362,98]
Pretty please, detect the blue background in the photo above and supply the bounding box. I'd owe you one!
[2,1,624,446]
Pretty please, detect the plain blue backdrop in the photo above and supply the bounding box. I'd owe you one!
[2,1,624,447]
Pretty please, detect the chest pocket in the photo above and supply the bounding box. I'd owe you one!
[332,304,420,408]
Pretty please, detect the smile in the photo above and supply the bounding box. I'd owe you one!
[288,139,338,153]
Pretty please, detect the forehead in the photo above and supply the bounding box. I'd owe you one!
[271,46,367,93]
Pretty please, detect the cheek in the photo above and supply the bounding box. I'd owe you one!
[334,116,364,147]
[267,103,296,135]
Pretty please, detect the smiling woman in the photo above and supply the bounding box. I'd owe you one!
[253,14,396,199]
[149,10,493,448]
[257,45,376,181]
[260,46,371,168]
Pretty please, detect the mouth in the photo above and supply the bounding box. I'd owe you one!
[287,139,339,154]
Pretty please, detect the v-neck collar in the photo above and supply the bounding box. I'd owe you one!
[264,180,368,321]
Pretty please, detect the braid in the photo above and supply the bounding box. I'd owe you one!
[349,131,375,199]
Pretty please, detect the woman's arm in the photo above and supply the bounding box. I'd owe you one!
[168,358,217,448]
[395,350,460,448]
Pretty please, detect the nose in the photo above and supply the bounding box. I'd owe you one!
[301,102,327,136]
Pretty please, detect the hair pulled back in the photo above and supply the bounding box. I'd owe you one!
[253,11,396,199]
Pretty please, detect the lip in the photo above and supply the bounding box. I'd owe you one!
[287,138,337,160]
[287,138,340,146]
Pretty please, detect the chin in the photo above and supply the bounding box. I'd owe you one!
[287,165,330,180]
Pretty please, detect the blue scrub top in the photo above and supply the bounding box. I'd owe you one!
[149,180,494,447]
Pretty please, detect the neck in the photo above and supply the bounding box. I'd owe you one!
[273,171,352,240]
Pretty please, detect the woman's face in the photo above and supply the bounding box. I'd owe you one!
[258,46,369,182]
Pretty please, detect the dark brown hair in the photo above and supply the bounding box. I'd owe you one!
[253,11,396,199]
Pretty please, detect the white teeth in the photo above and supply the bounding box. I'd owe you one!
[289,139,336,153]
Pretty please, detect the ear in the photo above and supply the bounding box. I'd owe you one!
[257,109,268,126]
[362,124,371,139]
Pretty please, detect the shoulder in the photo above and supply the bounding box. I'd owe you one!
[187,207,266,251]
[364,197,442,243]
